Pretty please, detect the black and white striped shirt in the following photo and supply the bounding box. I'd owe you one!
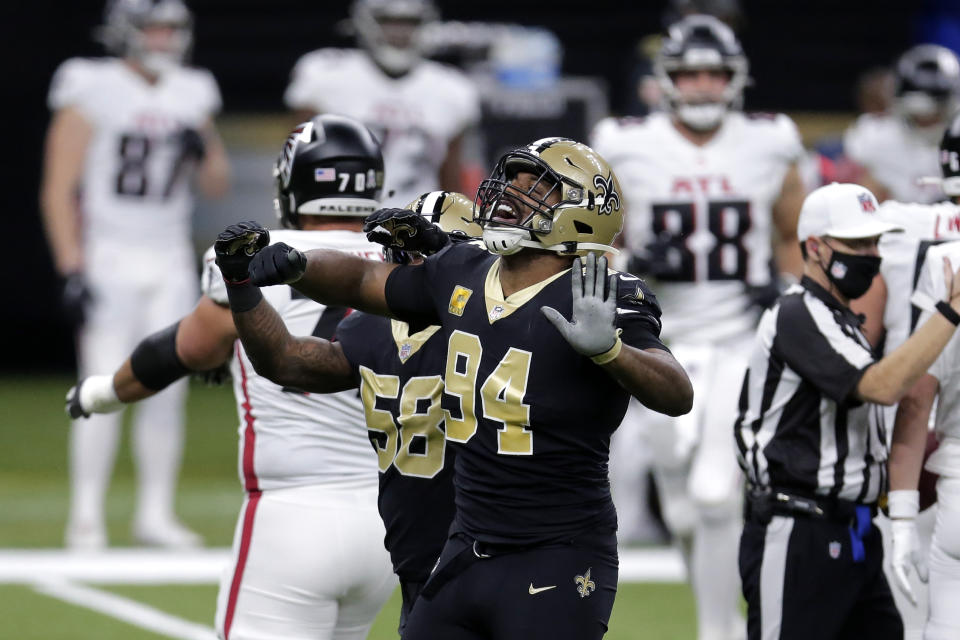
[734,277,889,505]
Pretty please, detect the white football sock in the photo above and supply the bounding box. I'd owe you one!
[692,513,744,640]
[68,411,123,535]
[132,380,187,527]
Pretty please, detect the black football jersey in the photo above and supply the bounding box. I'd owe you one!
[385,242,667,545]
[336,311,456,582]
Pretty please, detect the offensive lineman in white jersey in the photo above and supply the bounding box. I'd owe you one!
[843,44,960,204]
[591,15,805,640]
[40,0,230,550]
[868,114,960,640]
[284,0,480,208]
[64,115,396,640]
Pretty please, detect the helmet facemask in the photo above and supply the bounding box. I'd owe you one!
[351,0,436,76]
[99,0,193,76]
[655,15,748,132]
[894,44,960,142]
[475,152,567,255]
[475,139,624,257]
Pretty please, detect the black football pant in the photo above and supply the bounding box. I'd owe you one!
[402,532,618,640]
[739,513,902,640]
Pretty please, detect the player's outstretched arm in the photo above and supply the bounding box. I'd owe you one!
[65,296,237,419]
[213,221,355,392]
[858,256,960,405]
[230,296,355,393]
[603,345,693,417]
[247,243,399,317]
[541,253,693,417]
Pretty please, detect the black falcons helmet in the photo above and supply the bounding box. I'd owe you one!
[940,111,960,196]
[896,44,960,99]
[273,114,385,229]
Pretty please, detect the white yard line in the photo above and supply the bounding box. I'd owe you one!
[33,579,218,640]
[0,546,683,584]
[0,549,230,584]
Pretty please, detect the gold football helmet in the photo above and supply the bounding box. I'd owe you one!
[474,137,625,256]
[405,190,482,237]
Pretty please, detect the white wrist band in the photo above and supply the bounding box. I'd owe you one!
[79,375,124,414]
[887,489,919,519]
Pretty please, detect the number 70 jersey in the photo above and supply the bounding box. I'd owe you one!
[591,112,804,343]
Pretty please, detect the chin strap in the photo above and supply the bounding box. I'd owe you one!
[482,228,618,256]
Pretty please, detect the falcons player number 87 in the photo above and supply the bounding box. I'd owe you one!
[116,129,201,199]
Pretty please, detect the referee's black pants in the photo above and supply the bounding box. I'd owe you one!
[739,513,902,639]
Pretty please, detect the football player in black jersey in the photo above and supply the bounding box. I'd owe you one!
[217,138,693,640]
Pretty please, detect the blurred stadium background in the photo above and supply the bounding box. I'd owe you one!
[2,0,958,637]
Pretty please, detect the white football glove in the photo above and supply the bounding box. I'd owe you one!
[888,490,929,606]
[65,375,123,419]
[541,252,619,359]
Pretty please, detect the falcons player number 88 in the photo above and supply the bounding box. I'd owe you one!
[651,199,751,281]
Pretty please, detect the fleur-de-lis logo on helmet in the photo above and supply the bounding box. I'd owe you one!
[593,173,621,215]
[575,568,596,598]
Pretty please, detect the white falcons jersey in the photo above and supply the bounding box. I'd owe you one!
[876,200,960,356]
[48,57,221,252]
[844,114,944,203]
[202,229,385,492]
[591,111,803,343]
[911,241,960,474]
[284,49,480,208]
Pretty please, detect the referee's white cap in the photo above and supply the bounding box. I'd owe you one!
[797,182,903,241]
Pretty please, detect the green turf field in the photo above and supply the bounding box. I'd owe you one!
[0,376,697,638]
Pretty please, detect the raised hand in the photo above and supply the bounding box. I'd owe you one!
[214,221,270,283]
[248,243,307,286]
[541,252,619,359]
[363,208,449,256]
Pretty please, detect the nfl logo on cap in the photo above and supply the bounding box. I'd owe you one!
[857,192,876,213]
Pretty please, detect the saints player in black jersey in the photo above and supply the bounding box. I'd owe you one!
[218,138,693,640]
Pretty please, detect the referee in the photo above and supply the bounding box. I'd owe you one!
[734,182,960,640]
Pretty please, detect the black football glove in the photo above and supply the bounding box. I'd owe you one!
[62,272,92,327]
[177,127,206,161]
[363,208,450,256]
[249,242,307,286]
[214,222,270,284]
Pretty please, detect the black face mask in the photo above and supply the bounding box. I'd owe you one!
[822,246,881,300]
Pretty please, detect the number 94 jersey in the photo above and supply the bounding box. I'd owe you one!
[48,57,221,250]
[385,242,670,545]
[591,112,803,343]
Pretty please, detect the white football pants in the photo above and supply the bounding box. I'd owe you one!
[69,247,196,536]
[215,484,397,640]
[926,476,960,640]
[644,338,749,640]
